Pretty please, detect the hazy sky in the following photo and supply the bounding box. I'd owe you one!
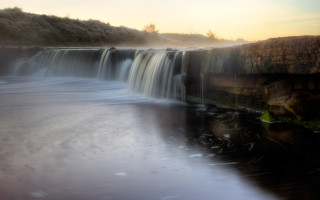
[1,0,320,40]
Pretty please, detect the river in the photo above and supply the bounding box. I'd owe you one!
[0,76,319,200]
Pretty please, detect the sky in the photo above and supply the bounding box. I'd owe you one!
[1,0,320,41]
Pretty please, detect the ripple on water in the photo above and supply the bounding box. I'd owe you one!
[115,172,127,176]
[30,191,46,198]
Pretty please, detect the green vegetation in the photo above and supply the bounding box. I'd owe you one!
[0,7,247,47]
[260,111,276,122]
[260,111,320,131]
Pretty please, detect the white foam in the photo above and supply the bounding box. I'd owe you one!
[189,154,203,158]
[115,172,127,176]
[209,162,239,166]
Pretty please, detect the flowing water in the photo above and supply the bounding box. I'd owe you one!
[0,48,319,200]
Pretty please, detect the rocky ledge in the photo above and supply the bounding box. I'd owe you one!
[186,36,320,130]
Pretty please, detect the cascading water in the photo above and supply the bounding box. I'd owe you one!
[36,49,102,77]
[8,48,191,102]
[8,47,242,105]
[98,49,136,81]
[11,48,136,81]
[127,50,186,102]
[198,50,216,105]
[97,49,111,79]
[11,49,102,77]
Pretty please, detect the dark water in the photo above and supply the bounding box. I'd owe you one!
[0,77,319,200]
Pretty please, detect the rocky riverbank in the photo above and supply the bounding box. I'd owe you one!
[185,36,320,129]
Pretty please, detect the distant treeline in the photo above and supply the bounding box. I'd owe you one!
[0,7,247,47]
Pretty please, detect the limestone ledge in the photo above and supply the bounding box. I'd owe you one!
[202,74,320,120]
[185,36,320,128]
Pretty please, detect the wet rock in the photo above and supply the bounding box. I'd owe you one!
[165,48,177,51]
[185,36,320,125]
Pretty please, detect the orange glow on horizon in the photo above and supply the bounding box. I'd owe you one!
[1,0,319,41]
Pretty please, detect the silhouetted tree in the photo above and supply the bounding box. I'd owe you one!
[206,30,216,39]
[143,24,159,33]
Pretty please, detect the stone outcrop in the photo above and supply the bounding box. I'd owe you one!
[185,36,320,126]
[201,74,320,120]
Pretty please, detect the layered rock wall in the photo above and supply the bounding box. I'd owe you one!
[185,36,320,123]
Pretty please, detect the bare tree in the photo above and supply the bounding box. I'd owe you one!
[206,30,215,39]
[143,24,159,33]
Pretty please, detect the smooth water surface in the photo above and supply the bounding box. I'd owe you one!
[0,77,319,200]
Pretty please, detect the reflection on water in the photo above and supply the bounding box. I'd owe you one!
[0,77,319,200]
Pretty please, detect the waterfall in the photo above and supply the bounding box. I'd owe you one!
[8,48,192,102]
[97,49,136,81]
[29,49,102,77]
[9,50,57,76]
[128,50,186,101]
[97,49,111,79]
[10,59,34,75]
[11,48,136,81]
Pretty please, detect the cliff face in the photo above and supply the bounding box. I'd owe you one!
[186,36,320,127]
